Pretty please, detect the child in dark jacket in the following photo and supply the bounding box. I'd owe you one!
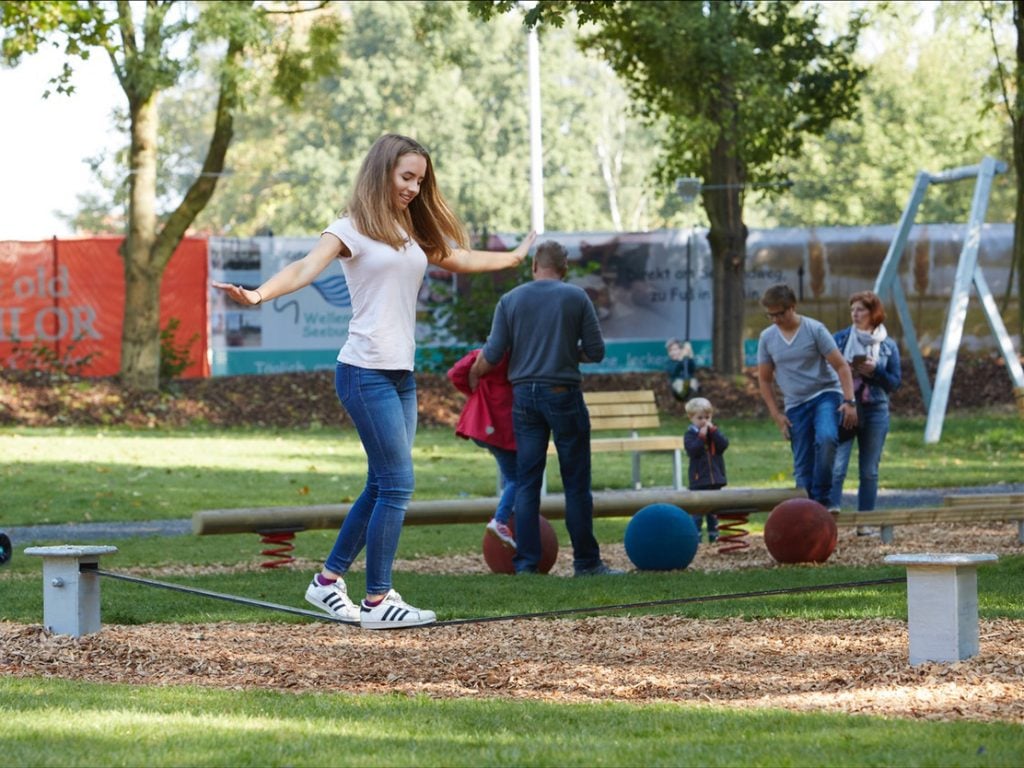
[684,397,729,542]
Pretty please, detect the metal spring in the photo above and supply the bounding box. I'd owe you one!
[258,530,297,569]
[715,511,751,553]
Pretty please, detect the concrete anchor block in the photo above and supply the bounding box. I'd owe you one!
[885,553,998,665]
[25,545,118,637]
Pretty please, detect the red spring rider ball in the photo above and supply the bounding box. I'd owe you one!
[482,515,559,574]
[763,498,837,564]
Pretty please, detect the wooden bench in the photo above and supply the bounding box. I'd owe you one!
[542,390,683,493]
[834,494,1024,544]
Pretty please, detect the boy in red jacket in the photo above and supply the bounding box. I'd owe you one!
[447,349,517,549]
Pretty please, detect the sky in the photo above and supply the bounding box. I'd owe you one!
[0,46,119,241]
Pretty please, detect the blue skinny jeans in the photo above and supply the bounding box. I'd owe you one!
[325,363,416,595]
[829,401,890,511]
[473,439,517,526]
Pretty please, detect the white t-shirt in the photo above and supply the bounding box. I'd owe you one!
[322,216,428,370]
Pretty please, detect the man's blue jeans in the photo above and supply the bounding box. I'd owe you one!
[786,391,841,507]
[512,382,601,573]
[829,402,890,511]
[326,363,416,594]
[473,439,517,525]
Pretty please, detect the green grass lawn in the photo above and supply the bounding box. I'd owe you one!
[1,413,1021,527]
[2,414,1022,766]
[3,677,1022,768]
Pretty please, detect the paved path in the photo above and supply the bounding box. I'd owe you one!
[4,484,1023,547]
[5,518,192,545]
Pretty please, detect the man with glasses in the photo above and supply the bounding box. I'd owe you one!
[756,284,857,511]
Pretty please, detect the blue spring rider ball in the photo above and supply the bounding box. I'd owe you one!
[624,503,700,571]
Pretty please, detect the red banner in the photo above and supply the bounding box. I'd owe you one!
[0,237,209,378]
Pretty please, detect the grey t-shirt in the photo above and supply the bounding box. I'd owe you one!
[481,279,605,385]
[757,316,840,410]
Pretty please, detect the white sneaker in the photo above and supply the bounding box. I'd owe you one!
[304,575,359,624]
[360,589,436,630]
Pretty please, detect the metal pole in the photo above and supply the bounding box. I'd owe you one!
[685,229,692,341]
[527,24,544,234]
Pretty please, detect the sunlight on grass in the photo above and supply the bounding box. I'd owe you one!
[0,431,370,472]
[8,707,372,739]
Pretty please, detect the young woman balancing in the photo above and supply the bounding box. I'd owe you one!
[214,134,535,629]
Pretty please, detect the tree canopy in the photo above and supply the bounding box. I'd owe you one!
[1,0,344,390]
[472,0,866,372]
[71,2,665,239]
[7,1,1020,379]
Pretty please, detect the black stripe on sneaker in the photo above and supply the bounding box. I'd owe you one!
[382,606,411,623]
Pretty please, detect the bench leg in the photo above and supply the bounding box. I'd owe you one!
[673,449,683,491]
[631,451,642,490]
[1018,520,1023,545]
[880,524,895,544]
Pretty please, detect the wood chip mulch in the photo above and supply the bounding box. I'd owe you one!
[3,523,1022,723]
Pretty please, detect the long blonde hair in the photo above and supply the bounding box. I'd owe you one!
[345,134,467,260]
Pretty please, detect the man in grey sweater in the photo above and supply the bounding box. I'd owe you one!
[470,240,621,576]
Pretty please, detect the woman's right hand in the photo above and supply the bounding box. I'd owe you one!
[212,281,261,307]
[853,358,877,377]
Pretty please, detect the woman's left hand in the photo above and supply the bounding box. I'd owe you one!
[510,230,538,266]
[435,229,538,273]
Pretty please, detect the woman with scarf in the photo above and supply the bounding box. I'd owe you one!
[828,291,902,535]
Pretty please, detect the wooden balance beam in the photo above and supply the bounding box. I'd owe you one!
[192,487,806,536]
[943,493,1024,507]
[834,501,1024,544]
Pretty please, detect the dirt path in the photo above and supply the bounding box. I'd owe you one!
[3,616,1022,723]
[3,523,1022,722]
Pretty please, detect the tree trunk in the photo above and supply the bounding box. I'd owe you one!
[697,1,748,375]
[703,194,747,373]
[118,36,241,391]
[702,121,748,373]
[120,94,162,391]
